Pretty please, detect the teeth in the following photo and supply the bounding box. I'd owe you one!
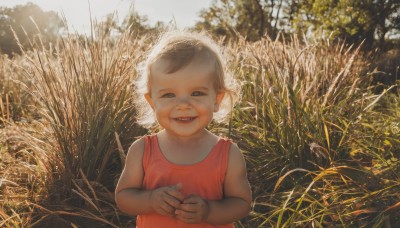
[176,117,194,121]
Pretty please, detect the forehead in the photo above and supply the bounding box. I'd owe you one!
[150,59,215,83]
[148,60,218,95]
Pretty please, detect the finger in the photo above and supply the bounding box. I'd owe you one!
[160,202,175,216]
[167,191,185,203]
[166,188,185,202]
[182,195,200,204]
[179,203,197,212]
[172,183,183,191]
[175,209,197,220]
[164,195,182,209]
[158,209,173,217]
[158,208,174,217]
[176,210,201,224]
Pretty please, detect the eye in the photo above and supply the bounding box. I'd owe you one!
[192,91,206,96]
[161,93,175,98]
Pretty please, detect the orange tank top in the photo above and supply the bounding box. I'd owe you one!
[136,135,234,228]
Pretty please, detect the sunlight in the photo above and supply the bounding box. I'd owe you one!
[1,0,212,34]
[1,0,131,34]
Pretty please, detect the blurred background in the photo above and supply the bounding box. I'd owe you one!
[1,0,399,52]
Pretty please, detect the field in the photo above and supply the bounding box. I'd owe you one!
[1,28,399,227]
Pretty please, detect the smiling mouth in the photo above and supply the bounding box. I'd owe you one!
[174,117,197,121]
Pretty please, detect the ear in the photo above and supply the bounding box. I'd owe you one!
[144,93,155,110]
[214,91,225,112]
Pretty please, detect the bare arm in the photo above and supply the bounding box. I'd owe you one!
[176,143,252,224]
[205,143,252,224]
[115,138,184,216]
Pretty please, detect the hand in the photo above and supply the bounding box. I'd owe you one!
[150,183,184,216]
[175,194,210,224]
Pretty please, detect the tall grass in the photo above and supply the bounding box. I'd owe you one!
[228,35,366,169]
[1,27,149,226]
[23,30,149,183]
[224,35,400,226]
[0,54,38,124]
[0,26,399,226]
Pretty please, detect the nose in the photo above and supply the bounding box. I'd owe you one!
[176,97,191,109]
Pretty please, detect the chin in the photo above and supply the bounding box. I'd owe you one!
[169,129,206,138]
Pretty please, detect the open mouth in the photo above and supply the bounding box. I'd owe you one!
[174,117,197,122]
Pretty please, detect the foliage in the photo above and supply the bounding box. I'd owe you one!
[24,31,149,185]
[370,48,400,92]
[195,0,297,41]
[0,3,64,56]
[0,54,39,124]
[224,34,400,226]
[120,7,165,35]
[97,7,166,38]
[196,0,400,49]
[228,35,368,170]
[293,0,400,49]
[0,28,147,226]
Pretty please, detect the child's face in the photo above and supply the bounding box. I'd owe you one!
[145,59,225,138]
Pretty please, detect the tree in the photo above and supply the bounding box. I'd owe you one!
[195,0,296,41]
[0,3,64,56]
[293,0,400,49]
[119,7,165,35]
[90,7,166,38]
[121,9,152,34]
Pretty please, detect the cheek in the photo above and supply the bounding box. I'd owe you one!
[193,99,215,111]
[153,102,173,114]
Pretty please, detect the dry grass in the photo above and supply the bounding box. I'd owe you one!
[225,35,400,226]
[0,26,399,227]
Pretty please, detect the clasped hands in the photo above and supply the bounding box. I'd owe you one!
[149,183,210,224]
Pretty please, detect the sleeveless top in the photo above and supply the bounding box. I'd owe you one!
[136,135,234,228]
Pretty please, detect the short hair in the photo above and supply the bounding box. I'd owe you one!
[133,30,240,128]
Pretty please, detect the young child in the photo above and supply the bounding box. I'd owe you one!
[115,30,252,227]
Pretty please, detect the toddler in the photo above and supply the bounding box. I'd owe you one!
[115,30,252,227]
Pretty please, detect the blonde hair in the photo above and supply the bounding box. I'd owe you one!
[133,30,240,128]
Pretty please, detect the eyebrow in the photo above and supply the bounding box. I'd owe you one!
[157,89,172,94]
[156,87,210,94]
[193,87,210,91]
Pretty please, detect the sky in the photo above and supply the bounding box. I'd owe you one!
[0,0,213,33]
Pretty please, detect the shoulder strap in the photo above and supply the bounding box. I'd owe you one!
[219,138,232,184]
[142,135,153,171]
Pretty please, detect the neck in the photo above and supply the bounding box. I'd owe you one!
[159,129,211,144]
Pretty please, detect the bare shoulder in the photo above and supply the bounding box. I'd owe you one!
[126,136,146,160]
[227,142,247,167]
[115,136,146,193]
[224,141,252,203]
